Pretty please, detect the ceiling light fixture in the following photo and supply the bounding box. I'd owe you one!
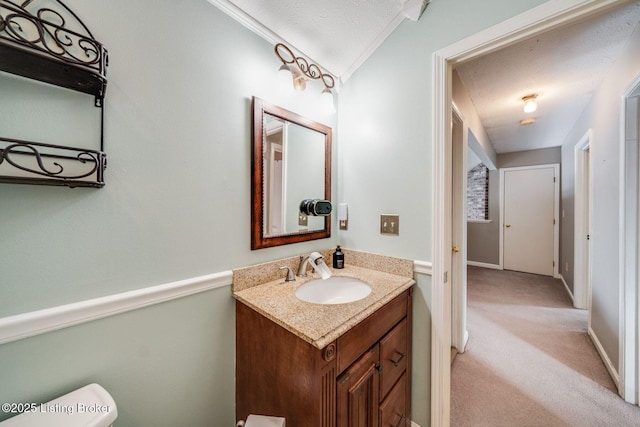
[522,94,538,113]
[275,43,336,114]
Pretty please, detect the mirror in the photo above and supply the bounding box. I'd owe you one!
[251,97,332,249]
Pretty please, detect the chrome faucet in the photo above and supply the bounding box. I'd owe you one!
[297,255,311,277]
[297,252,332,279]
[279,266,296,282]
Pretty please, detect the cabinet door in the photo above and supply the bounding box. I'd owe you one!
[337,345,380,427]
[379,319,407,399]
[379,373,407,427]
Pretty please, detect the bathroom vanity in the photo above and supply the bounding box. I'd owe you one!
[233,252,414,427]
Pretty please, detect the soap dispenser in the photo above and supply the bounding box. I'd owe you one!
[333,246,344,269]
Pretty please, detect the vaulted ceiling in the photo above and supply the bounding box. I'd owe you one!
[208,0,430,81]
[208,0,640,156]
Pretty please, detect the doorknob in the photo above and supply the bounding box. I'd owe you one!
[505,224,511,228]
[452,246,460,253]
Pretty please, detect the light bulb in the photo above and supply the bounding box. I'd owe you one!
[277,64,294,94]
[320,88,335,114]
[522,95,537,113]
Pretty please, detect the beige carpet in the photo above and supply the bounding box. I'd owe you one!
[451,266,640,426]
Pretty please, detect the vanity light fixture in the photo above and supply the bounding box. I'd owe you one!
[275,43,336,113]
[522,94,538,113]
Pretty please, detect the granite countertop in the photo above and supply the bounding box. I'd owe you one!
[232,264,415,349]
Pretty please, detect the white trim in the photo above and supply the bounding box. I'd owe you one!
[0,271,233,345]
[467,261,502,270]
[410,421,422,427]
[467,219,492,224]
[432,1,621,425]
[499,164,560,277]
[431,44,452,427]
[206,0,408,83]
[451,106,468,354]
[205,0,338,82]
[206,0,281,46]
[619,72,640,404]
[558,274,575,305]
[413,260,433,276]
[434,0,623,66]
[574,129,593,310]
[589,326,621,389]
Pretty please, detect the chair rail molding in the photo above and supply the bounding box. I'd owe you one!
[0,271,233,345]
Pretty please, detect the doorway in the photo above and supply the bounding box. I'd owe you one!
[431,1,627,426]
[620,77,640,404]
[574,130,593,310]
[451,106,467,354]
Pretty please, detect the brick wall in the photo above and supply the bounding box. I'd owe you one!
[467,164,489,220]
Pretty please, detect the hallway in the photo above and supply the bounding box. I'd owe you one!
[451,266,640,426]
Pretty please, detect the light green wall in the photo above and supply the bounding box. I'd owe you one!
[560,19,640,372]
[337,0,546,261]
[0,0,337,425]
[0,0,557,425]
[0,287,234,425]
[337,1,547,425]
[0,0,338,317]
[410,273,432,425]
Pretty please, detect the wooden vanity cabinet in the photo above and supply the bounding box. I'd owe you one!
[236,287,413,427]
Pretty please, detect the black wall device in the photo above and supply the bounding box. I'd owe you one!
[299,199,332,216]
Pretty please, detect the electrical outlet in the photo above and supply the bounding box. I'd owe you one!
[380,214,399,235]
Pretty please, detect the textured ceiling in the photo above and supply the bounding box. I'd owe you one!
[455,1,640,154]
[209,0,429,81]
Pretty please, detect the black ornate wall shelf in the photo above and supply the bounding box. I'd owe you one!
[0,0,108,188]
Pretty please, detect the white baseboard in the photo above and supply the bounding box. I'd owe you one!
[558,274,575,305]
[588,326,620,389]
[0,271,233,345]
[467,260,502,270]
[411,422,422,427]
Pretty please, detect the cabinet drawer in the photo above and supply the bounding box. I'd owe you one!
[379,373,407,427]
[380,318,407,399]
[337,291,408,374]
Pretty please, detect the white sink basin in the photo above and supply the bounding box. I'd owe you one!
[295,277,372,305]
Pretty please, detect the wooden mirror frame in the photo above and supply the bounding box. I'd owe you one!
[251,97,332,250]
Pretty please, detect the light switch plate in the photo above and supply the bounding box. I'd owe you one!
[380,214,399,235]
[298,213,308,226]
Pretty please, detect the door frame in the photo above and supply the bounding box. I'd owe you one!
[451,104,468,353]
[499,164,560,277]
[619,72,640,404]
[431,1,623,425]
[574,130,593,310]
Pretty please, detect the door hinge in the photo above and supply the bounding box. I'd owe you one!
[587,234,590,240]
[553,177,556,183]
[553,219,556,225]
[553,261,555,267]
[444,271,448,283]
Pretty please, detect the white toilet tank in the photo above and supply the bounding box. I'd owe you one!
[0,383,117,427]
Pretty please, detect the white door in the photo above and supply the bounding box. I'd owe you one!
[503,166,556,276]
[451,108,467,353]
